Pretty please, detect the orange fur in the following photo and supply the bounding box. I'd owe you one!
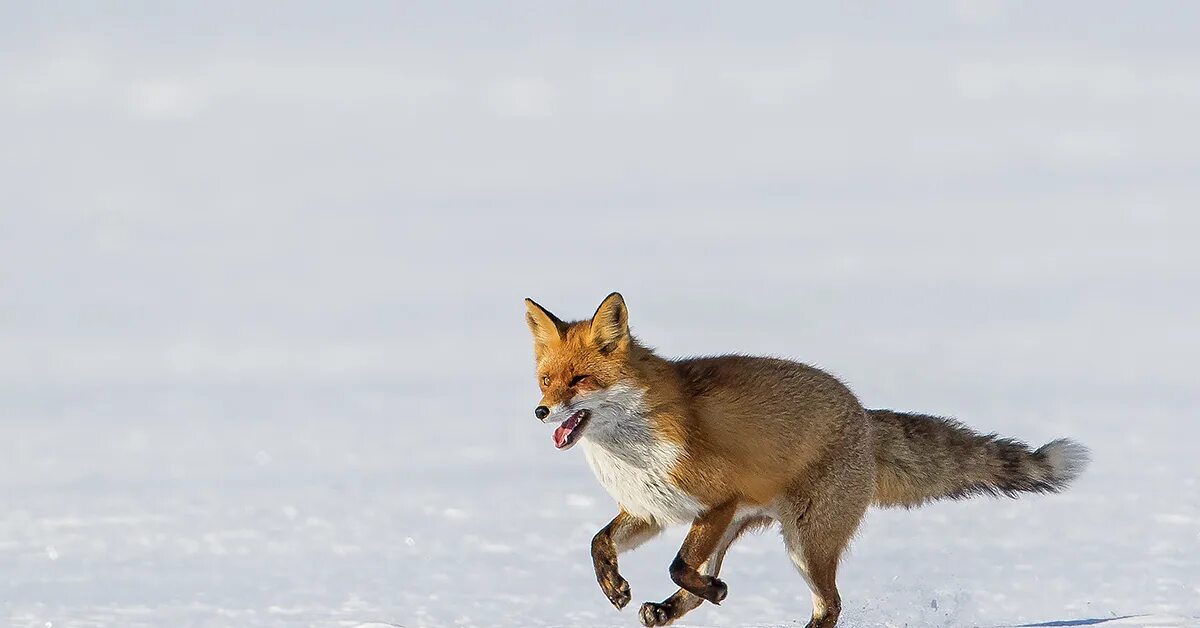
[524,293,1088,628]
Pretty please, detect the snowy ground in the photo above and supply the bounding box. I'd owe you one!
[4,207,1197,627]
[3,3,1199,627]
[3,368,1198,628]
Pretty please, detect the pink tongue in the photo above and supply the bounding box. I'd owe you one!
[554,414,581,448]
[553,423,571,448]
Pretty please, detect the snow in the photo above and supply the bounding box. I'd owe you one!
[2,3,1199,628]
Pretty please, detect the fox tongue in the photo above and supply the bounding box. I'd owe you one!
[553,423,572,448]
[553,412,582,448]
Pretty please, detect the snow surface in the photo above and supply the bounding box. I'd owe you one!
[2,3,1199,627]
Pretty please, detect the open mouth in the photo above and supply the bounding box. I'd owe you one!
[553,409,591,450]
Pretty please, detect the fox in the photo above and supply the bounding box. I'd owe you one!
[523,292,1090,628]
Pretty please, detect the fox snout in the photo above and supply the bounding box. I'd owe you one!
[535,400,574,424]
[535,390,577,422]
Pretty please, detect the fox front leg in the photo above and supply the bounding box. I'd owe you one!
[664,500,738,606]
[591,511,662,610]
[639,514,770,627]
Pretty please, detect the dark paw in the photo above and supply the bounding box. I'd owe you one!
[696,575,727,605]
[804,610,841,628]
[600,574,631,609]
[639,602,674,627]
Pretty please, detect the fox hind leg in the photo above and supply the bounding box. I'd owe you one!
[779,469,872,627]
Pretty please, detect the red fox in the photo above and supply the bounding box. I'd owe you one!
[524,292,1090,628]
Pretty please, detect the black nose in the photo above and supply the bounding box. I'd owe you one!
[534,406,549,420]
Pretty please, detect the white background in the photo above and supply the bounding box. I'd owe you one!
[1,2,1197,627]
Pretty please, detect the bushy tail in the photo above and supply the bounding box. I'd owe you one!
[868,409,1090,508]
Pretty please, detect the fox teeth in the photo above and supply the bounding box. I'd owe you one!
[553,410,590,449]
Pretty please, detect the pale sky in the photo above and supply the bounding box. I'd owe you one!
[2,1,1196,397]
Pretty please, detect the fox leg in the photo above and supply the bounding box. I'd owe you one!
[779,469,872,628]
[639,514,771,627]
[591,511,662,610]
[655,499,737,609]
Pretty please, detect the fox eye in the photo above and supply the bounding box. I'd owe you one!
[541,376,550,387]
[569,375,590,387]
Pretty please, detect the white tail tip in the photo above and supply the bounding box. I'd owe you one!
[1038,438,1091,486]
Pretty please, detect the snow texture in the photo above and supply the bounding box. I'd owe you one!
[2,2,1199,627]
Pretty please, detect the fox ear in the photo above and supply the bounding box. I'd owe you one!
[525,298,567,359]
[590,292,630,354]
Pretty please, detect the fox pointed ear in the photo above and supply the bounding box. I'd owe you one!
[590,292,630,354]
[525,298,567,359]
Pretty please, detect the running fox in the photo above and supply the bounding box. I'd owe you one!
[524,292,1089,628]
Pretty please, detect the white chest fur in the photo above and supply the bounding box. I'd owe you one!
[577,385,702,526]
[582,438,702,525]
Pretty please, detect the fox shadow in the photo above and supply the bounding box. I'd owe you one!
[1015,617,1139,627]
[1008,615,1188,628]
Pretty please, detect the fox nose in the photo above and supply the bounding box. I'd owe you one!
[534,406,550,420]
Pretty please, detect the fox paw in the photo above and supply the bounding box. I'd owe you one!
[599,574,631,609]
[639,601,675,627]
[803,605,841,628]
[696,576,727,605]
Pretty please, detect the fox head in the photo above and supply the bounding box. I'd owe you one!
[524,292,642,450]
